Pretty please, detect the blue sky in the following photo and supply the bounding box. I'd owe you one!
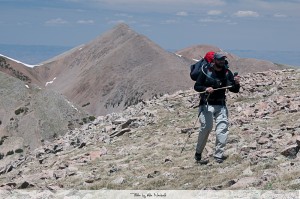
[0,0,300,51]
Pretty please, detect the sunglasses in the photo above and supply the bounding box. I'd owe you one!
[215,58,226,61]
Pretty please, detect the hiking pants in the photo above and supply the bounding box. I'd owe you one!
[196,105,229,159]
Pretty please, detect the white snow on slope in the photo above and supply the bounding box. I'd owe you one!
[66,100,78,112]
[175,53,182,57]
[0,53,38,68]
[45,77,56,86]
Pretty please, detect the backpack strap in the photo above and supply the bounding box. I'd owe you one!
[201,64,214,80]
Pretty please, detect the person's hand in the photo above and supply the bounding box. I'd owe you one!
[205,87,214,93]
[234,76,240,84]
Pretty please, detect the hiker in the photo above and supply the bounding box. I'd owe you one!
[194,52,240,164]
[190,51,230,82]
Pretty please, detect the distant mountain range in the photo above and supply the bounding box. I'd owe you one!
[227,49,300,68]
[1,44,299,68]
[0,44,71,65]
[175,45,290,75]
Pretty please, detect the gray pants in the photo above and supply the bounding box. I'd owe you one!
[196,105,229,159]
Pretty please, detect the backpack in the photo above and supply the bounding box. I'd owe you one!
[190,51,215,81]
[190,58,209,81]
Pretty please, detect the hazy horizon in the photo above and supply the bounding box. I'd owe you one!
[0,43,299,68]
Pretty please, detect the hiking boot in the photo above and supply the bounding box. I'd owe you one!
[214,157,224,163]
[194,152,201,161]
[214,156,227,163]
[195,152,209,165]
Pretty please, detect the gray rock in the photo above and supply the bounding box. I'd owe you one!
[281,145,300,159]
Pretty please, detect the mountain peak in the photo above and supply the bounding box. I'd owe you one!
[34,23,193,116]
[114,23,130,30]
[107,23,138,39]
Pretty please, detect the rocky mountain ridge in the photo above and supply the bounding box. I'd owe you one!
[33,23,194,116]
[176,45,289,75]
[0,68,299,193]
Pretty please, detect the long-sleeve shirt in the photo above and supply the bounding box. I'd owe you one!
[194,66,240,105]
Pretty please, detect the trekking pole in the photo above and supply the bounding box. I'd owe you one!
[180,112,200,154]
[172,85,233,100]
[202,85,233,93]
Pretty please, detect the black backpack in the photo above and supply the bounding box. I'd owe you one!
[190,59,209,81]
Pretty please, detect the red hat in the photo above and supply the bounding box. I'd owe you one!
[204,51,215,63]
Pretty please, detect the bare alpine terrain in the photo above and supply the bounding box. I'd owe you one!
[0,71,89,149]
[0,68,299,194]
[0,23,298,197]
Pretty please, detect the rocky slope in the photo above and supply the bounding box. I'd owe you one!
[0,56,43,85]
[0,68,299,193]
[0,71,89,156]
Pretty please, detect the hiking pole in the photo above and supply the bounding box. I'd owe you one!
[180,93,210,154]
[202,85,233,93]
[172,85,233,100]
[180,111,200,154]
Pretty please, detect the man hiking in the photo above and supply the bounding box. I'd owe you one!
[194,52,240,164]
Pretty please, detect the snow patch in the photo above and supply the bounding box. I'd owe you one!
[175,53,200,62]
[78,45,85,51]
[45,77,56,86]
[25,85,29,88]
